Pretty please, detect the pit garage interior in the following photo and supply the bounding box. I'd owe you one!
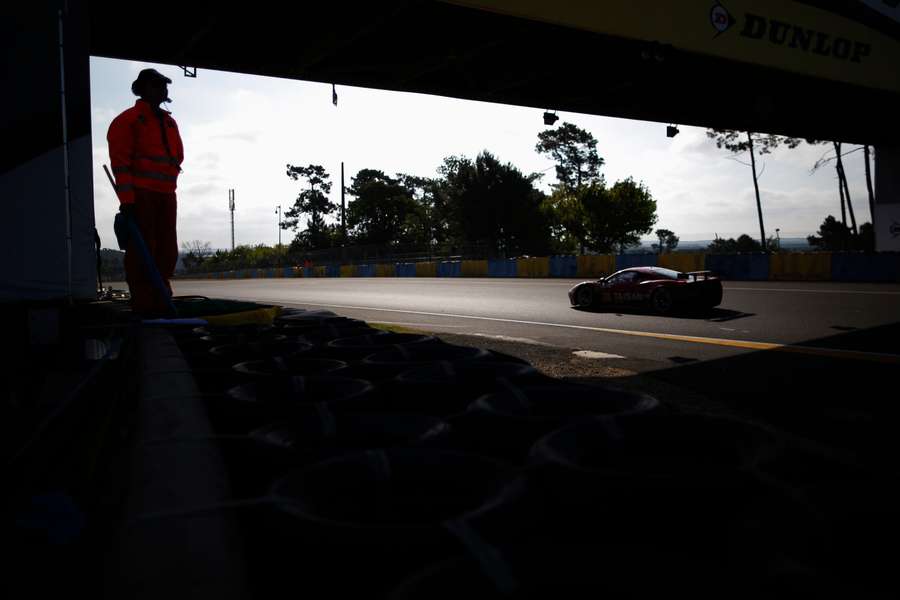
[3,1,900,597]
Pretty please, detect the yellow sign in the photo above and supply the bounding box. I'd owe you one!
[447,1,900,93]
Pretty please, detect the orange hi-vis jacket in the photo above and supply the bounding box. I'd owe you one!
[107,99,184,205]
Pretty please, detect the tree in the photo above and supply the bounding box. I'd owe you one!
[535,122,604,192]
[807,216,874,252]
[577,178,657,253]
[437,152,552,257]
[180,240,212,271]
[810,141,862,237]
[707,130,801,252]
[346,169,422,246]
[652,229,679,254]
[707,234,765,254]
[283,164,336,250]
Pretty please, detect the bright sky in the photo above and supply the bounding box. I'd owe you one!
[89,56,874,251]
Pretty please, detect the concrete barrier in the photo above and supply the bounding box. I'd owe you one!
[488,258,517,277]
[549,255,577,277]
[461,260,488,277]
[416,262,437,277]
[831,253,900,282]
[659,253,706,273]
[517,257,550,278]
[770,253,831,281]
[705,254,769,280]
[616,254,657,270]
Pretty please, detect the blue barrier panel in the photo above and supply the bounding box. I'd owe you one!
[326,265,341,277]
[283,267,294,278]
[550,255,577,277]
[705,254,769,280]
[438,261,462,277]
[357,264,375,277]
[615,254,657,270]
[831,253,900,283]
[396,263,416,277]
[488,258,517,277]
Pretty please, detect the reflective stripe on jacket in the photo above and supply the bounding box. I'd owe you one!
[107,99,184,204]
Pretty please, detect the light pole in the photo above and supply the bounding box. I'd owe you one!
[775,228,781,251]
[276,205,282,247]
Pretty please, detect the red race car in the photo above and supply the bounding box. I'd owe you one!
[568,267,723,314]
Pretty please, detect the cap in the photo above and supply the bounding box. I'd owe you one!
[131,68,172,95]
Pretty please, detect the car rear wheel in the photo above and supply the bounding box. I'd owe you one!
[651,288,674,315]
[577,286,594,308]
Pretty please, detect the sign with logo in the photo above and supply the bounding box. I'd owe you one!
[447,0,900,93]
[875,205,900,252]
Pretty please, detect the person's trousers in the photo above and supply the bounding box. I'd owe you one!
[124,189,178,314]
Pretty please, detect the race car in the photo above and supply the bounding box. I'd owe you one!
[568,266,723,314]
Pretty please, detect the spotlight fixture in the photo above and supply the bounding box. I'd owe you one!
[666,124,680,138]
[543,111,559,126]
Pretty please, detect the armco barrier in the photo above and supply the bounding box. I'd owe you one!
[770,253,831,281]
[376,264,395,277]
[326,265,341,277]
[356,264,375,277]
[340,265,354,277]
[438,261,462,277]
[831,253,900,283]
[576,255,615,278]
[549,255,577,278]
[461,260,488,277]
[659,253,706,273]
[488,258,517,277]
[396,263,416,277]
[517,257,550,278]
[616,254,657,270]
[416,262,437,277]
[705,254,769,280]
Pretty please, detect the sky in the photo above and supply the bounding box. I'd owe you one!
[89,56,875,252]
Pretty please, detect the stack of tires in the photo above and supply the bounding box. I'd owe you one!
[156,307,874,598]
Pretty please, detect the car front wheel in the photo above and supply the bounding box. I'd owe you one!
[576,286,594,308]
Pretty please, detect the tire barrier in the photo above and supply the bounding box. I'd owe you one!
[158,307,875,596]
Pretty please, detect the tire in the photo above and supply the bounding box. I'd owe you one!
[576,286,594,308]
[650,288,674,315]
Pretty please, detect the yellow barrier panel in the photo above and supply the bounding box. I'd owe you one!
[340,265,354,277]
[517,257,550,278]
[659,253,706,273]
[576,255,615,278]
[376,263,396,277]
[770,253,831,281]
[461,260,488,277]
[416,262,437,277]
[315,266,326,277]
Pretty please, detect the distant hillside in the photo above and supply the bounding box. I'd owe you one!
[630,238,811,253]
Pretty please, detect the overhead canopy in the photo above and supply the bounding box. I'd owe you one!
[87,0,900,144]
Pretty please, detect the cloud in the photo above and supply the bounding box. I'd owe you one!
[210,132,259,143]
